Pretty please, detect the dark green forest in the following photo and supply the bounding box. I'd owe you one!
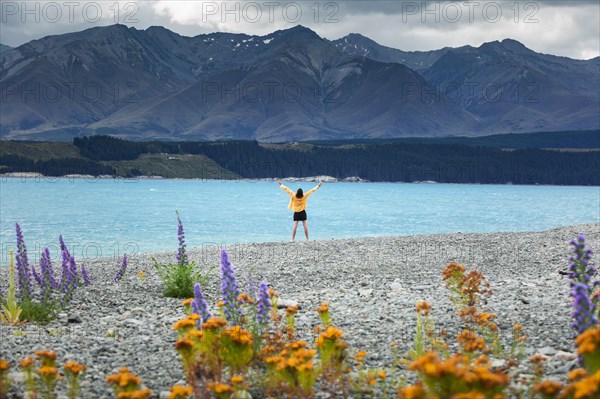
[1,132,599,185]
[0,153,115,176]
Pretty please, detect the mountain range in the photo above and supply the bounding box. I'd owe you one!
[1,25,598,141]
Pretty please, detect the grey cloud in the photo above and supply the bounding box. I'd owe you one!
[0,0,598,59]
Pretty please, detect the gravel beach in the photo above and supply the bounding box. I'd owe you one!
[2,223,599,398]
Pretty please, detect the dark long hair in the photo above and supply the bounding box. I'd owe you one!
[296,188,304,198]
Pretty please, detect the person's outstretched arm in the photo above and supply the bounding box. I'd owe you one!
[304,181,323,198]
[278,180,294,196]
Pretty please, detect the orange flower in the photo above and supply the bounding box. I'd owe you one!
[286,305,299,315]
[400,383,426,399]
[442,262,465,281]
[415,301,431,315]
[322,326,343,340]
[175,338,194,352]
[530,354,548,364]
[34,351,57,361]
[452,392,485,399]
[289,340,309,350]
[571,370,600,399]
[231,375,244,384]
[63,361,87,375]
[37,366,59,377]
[568,368,588,381]
[172,318,196,331]
[576,327,600,355]
[316,326,344,347]
[182,298,194,307]
[317,302,329,314]
[116,388,152,399]
[202,318,227,330]
[208,382,234,394]
[168,384,192,399]
[222,325,254,346]
[0,359,10,371]
[237,293,254,303]
[106,367,142,388]
[187,330,203,341]
[534,380,563,396]
[355,350,367,363]
[474,356,489,367]
[20,357,35,368]
[457,330,487,352]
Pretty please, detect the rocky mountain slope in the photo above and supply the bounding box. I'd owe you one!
[1,25,597,141]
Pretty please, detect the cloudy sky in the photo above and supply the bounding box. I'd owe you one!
[1,1,598,59]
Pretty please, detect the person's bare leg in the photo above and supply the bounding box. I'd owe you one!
[292,221,298,241]
[302,220,309,240]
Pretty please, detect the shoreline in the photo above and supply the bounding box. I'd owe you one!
[2,173,599,188]
[2,223,599,264]
[94,222,600,262]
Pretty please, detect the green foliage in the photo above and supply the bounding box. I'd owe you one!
[107,154,238,179]
[153,258,209,298]
[3,133,600,183]
[182,139,600,185]
[73,135,147,161]
[153,212,212,298]
[0,154,115,176]
[0,251,23,325]
[19,299,62,326]
[409,311,426,362]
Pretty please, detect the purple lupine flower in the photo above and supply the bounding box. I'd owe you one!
[192,282,211,323]
[39,248,56,302]
[567,235,600,344]
[114,254,128,283]
[220,249,243,325]
[256,281,271,325]
[60,248,71,292]
[60,256,78,306]
[81,264,91,286]
[40,248,57,290]
[15,223,32,300]
[570,283,598,334]
[69,254,79,286]
[32,264,42,286]
[59,235,71,291]
[247,271,257,300]
[66,256,78,292]
[176,211,189,266]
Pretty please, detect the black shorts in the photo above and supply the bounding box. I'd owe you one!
[293,210,307,221]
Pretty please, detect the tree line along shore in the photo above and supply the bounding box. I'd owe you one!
[0,131,599,185]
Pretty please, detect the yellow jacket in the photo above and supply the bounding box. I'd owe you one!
[280,184,320,212]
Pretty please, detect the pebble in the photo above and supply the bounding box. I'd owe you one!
[67,312,82,323]
[538,346,558,356]
[552,351,577,362]
[390,282,404,292]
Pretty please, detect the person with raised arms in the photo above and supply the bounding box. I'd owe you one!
[278,180,323,241]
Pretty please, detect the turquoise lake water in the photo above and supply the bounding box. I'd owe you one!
[0,177,598,261]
